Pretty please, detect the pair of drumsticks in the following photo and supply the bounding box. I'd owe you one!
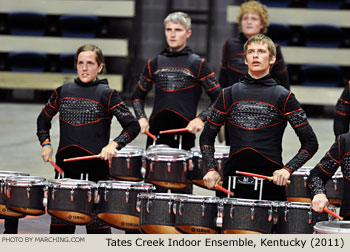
[145,128,188,141]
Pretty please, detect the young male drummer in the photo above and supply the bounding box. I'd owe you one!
[307,131,350,220]
[201,34,318,201]
[131,12,221,152]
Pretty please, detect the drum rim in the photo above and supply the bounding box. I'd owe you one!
[96,180,154,190]
[145,148,192,161]
[114,145,144,157]
[0,172,30,180]
[48,178,95,188]
[178,195,221,203]
[137,192,188,200]
[314,221,350,234]
[221,197,273,207]
[5,176,47,186]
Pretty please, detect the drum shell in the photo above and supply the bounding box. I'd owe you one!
[138,193,178,233]
[6,185,45,216]
[221,199,273,234]
[109,149,143,181]
[47,186,94,225]
[286,173,311,202]
[314,221,350,234]
[175,197,219,234]
[274,202,330,234]
[144,159,190,188]
[325,176,343,206]
[95,185,152,230]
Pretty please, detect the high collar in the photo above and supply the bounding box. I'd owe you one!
[239,32,248,43]
[161,46,192,57]
[242,73,279,86]
[74,77,108,87]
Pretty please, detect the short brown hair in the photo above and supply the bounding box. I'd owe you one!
[237,0,269,34]
[244,34,276,59]
[74,44,106,74]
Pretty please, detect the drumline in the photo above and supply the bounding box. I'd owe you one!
[0,145,347,234]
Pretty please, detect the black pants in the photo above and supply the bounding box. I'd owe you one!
[3,218,19,234]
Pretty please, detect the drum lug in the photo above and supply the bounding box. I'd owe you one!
[198,159,201,169]
[0,184,3,194]
[218,159,222,171]
[179,202,184,216]
[268,208,273,222]
[168,201,172,214]
[136,199,141,213]
[94,190,100,204]
[26,187,31,199]
[188,159,193,171]
[308,210,312,224]
[6,187,11,198]
[173,202,177,215]
[183,162,187,172]
[87,190,92,203]
[201,203,205,217]
[52,188,56,201]
[167,162,171,173]
[303,176,307,188]
[150,162,154,172]
[217,204,223,218]
[284,209,289,222]
[273,207,279,224]
[125,190,129,204]
[126,158,130,169]
[333,178,338,191]
[70,189,74,202]
[229,204,234,219]
[250,206,255,221]
[146,200,151,213]
[104,188,108,202]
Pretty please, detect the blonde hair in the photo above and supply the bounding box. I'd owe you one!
[244,34,276,59]
[164,12,191,30]
[237,0,269,34]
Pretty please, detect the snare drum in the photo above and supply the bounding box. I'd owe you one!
[144,148,192,189]
[274,201,331,234]
[174,195,220,234]
[0,171,29,218]
[286,167,344,205]
[137,192,184,234]
[4,176,46,216]
[95,181,154,230]
[110,146,144,181]
[221,198,274,234]
[190,146,229,188]
[314,221,350,234]
[47,179,96,225]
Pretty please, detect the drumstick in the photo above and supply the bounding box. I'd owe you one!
[236,170,291,184]
[215,184,233,196]
[145,130,157,140]
[64,155,101,162]
[159,128,188,134]
[48,158,63,175]
[323,207,343,220]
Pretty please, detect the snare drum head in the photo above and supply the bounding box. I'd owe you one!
[146,144,170,151]
[0,171,30,181]
[97,180,153,191]
[115,146,144,157]
[314,221,350,234]
[5,176,46,186]
[146,148,191,161]
[48,178,95,189]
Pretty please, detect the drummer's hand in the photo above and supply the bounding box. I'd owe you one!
[312,193,329,213]
[186,117,204,134]
[41,145,53,162]
[100,141,118,161]
[272,168,290,186]
[203,170,221,189]
[138,118,149,134]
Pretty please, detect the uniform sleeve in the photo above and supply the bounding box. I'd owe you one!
[196,58,222,122]
[271,44,290,90]
[200,88,227,172]
[131,59,155,119]
[334,82,350,137]
[106,89,140,149]
[36,87,60,145]
[283,92,318,174]
[218,40,229,88]
[307,135,342,196]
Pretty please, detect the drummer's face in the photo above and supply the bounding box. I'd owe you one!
[76,51,104,83]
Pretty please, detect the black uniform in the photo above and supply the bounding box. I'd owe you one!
[308,132,350,220]
[37,78,140,233]
[200,74,318,200]
[132,46,221,150]
[334,81,350,136]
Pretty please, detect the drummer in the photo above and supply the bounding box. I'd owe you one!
[307,131,350,220]
[201,34,318,201]
[36,44,140,234]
